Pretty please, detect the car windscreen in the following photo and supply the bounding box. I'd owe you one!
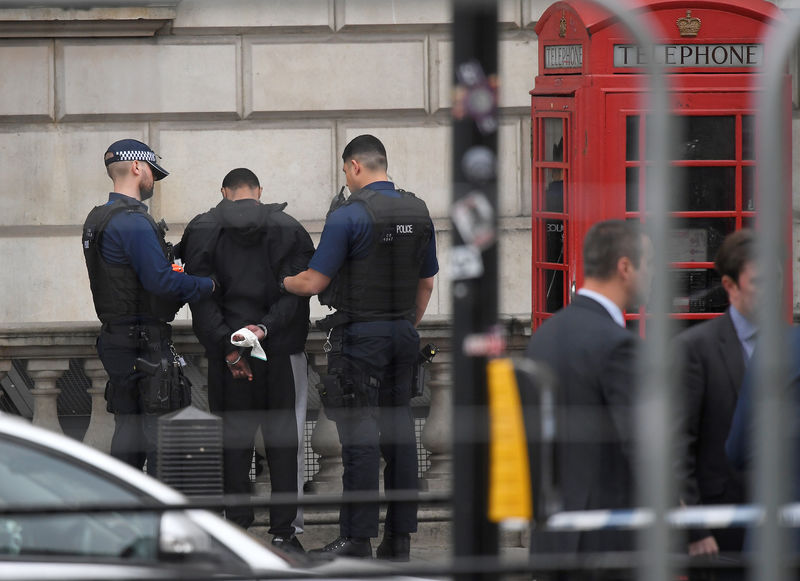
[0,437,160,560]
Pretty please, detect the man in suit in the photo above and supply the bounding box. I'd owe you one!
[673,228,756,561]
[525,219,653,576]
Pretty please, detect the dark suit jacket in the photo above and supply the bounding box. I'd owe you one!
[727,327,800,494]
[525,294,638,555]
[726,327,800,553]
[673,310,746,546]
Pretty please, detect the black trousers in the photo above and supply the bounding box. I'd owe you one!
[332,320,420,539]
[96,322,172,476]
[207,352,306,536]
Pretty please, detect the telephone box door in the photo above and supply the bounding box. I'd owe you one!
[532,97,576,328]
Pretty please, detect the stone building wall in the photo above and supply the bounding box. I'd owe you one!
[1,0,796,326]
[0,0,545,325]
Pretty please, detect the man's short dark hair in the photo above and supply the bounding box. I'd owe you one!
[222,168,260,190]
[583,220,644,280]
[342,134,388,172]
[714,228,755,283]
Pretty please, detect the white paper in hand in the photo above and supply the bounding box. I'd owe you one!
[231,327,267,361]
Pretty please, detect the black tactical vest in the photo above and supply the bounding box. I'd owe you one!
[82,197,180,324]
[320,188,432,322]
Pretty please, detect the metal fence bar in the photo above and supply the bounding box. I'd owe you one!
[585,2,676,581]
[753,8,799,581]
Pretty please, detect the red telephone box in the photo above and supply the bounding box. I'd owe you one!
[531,0,789,330]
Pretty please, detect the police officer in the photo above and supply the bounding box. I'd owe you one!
[179,168,314,553]
[82,138,215,475]
[283,135,438,560]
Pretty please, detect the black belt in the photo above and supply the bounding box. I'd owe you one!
[101,321,171,348]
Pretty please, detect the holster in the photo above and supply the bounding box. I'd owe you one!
[411,363,426,399]
[317,352,379,421]
[135,348,191,415]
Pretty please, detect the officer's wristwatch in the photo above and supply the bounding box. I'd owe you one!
[257,324,267,337]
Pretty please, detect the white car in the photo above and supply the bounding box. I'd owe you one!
[0,413,425,580]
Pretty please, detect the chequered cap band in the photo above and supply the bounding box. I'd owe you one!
[106,149,157,165]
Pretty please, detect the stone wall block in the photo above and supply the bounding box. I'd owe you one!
[434,231,452,316]
[0,41,53,120]
[173,0,332,32]
[0,237,96,324]
[59,40,240,119]
[499,226,532,317]
[158,126,335,223]
[336,0,520,29]
[247,40,426,114]
[433,35,538,112]
[0,126,148,226]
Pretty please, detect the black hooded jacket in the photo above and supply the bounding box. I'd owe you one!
[179,198,314,358]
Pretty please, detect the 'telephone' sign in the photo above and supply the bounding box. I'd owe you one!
[544,45,583,69]
[614,44,762,68]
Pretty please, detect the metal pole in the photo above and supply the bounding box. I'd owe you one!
[451,1,499,579]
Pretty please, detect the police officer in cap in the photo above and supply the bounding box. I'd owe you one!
[82,138,215,475]
[283,134,438,560]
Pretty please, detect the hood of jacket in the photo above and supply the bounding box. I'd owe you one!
[215,198,287,246]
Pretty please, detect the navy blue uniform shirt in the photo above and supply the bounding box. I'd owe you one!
[308,181,438,278]
[100,192,212,304]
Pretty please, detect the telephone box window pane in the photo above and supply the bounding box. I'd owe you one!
[674,167,735,211]
[544,219,565,264]
[742,166,756,211]
[544,119,564,162]
[670,218,735,262]
[742,115,755,160]
[743,216,755,230]
[544,168,564,212]
[626,116,640,161]
[626,167,639,212]
[679,116,735,160]
[671,268,727,314]
[543,270,564,313]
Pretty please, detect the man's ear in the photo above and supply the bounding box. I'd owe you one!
[618,256,633,280]
[721,274,737,294]
[257,186,263,200]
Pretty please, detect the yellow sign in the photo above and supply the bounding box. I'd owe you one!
[487,358,532,523]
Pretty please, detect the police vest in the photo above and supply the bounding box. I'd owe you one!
[321,188,432,322]
[82,197,181,324]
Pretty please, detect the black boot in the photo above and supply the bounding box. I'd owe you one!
[376,532,410,562]
[271,534,305,555]
[311,536,372,558]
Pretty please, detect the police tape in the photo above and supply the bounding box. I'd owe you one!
[546,503,800,531]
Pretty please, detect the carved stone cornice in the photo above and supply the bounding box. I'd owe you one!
[0,3,180,38]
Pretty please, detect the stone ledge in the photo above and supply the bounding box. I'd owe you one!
[0,5,178,38]
[0,314,531,360]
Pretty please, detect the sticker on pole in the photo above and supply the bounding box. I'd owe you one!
[452,190,496,250]
[450,244,484,281]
